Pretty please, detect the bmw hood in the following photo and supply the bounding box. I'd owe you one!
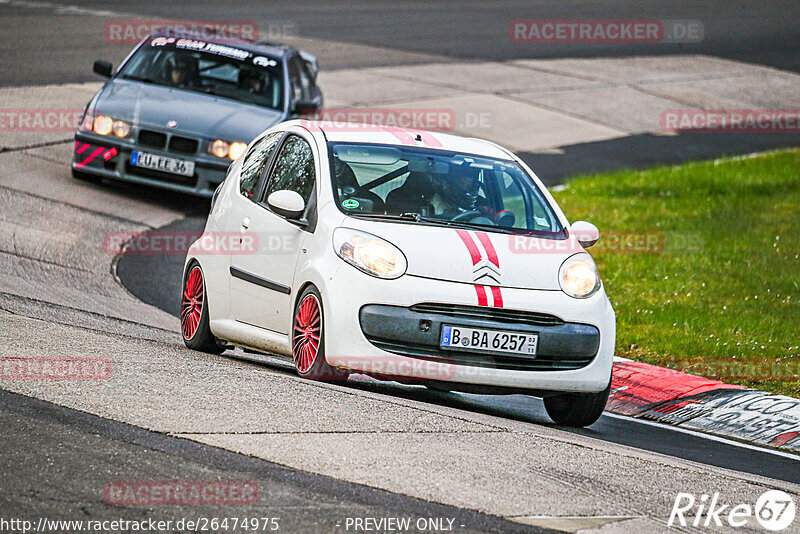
[93,79,284,143]
[347,220,582,291]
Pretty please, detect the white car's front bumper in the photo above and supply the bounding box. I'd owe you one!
[318,263,615,394]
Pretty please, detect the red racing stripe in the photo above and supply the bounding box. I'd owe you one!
[456,230,481,265]
[381,126,416,145]
[417,131,442,147]
[474,285,488,306]
[102,147,118,161]
[76,143,89,155]
[489,286,503,308]
[475,232,499,267]
[74,147,104,169]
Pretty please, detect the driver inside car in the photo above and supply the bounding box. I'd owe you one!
[430,164,491,220]
[239,69,265,94]
[165,53,197,88]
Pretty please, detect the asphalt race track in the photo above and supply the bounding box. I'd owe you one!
[1,1,799,532]
[116,215,800,486]
[2,0,800,86]
[0,389,550,533]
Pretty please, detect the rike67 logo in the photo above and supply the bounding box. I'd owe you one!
[669,490,796,531]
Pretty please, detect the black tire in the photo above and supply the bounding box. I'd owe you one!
[181,262,225,354]
[544,383,611,427]
[292,285,347,381]
[72,167,102,183]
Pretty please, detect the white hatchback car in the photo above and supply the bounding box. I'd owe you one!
[181,120,615,427]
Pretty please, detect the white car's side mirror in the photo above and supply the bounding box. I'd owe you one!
[570,221,600,248]
[267,190,305,219]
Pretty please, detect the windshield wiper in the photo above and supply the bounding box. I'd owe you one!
[348,212,420,222]
[411,214,520,234]
[349,212,518,234]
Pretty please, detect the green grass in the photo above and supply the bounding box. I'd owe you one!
[551,149,800,397]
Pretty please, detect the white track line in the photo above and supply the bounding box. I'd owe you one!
[603,411,800,461]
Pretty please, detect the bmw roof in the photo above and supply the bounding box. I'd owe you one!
[147,29,295,59]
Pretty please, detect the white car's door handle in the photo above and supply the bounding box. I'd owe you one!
[241,217,250,230]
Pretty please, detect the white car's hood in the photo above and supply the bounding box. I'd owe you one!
[345,219,581,290]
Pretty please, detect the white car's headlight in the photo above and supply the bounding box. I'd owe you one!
[333,228,407,279]
[559,253,601,298]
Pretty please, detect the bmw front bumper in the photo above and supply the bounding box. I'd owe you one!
[72,131,231,197]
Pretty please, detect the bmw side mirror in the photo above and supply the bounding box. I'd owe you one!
[571,221,600,248]
[93,60,113,78]
[292,98,320,115]
[267,190,306,219]
[299,51,319,83]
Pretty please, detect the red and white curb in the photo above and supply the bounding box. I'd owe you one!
[609,357,800,454]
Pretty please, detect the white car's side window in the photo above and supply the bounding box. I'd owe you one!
[239,131,283,199]
[263,135,316,205]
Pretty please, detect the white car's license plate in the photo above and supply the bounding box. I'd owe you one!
[131,151,195,177]
[440,325,538,356]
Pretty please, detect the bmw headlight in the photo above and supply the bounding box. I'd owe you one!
[209,139,229,158]
[90,115,130,138]
[228,142,248,160]
[333,228,407,279]
[209,140,248,160]
[92,115,113,135]
[112,120,130,138]
[559,253,601,298]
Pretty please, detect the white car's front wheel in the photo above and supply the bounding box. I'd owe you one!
[292,286,346,381]
[181,262,225,355]
[543,383,610,427]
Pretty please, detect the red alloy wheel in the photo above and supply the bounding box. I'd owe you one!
[293,294,321,373]
[181,266,204,340]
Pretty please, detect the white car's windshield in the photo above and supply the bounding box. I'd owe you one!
[328,142,565,237]
[119,38,284,110]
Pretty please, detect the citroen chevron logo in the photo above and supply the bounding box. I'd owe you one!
[455,230,504,307]
[473,260,501,285]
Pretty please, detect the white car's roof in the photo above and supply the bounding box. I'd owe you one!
[296,120,515,161]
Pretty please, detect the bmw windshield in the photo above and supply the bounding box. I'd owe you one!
[329,142,566,237]
[118,37,284,110]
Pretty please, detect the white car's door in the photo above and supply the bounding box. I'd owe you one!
[229,132,317,334]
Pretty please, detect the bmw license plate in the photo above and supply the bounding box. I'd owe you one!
[131,151,195,177]
[440,325,538,356]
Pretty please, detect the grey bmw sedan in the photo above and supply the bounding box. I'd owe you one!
[72,30,323,196]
